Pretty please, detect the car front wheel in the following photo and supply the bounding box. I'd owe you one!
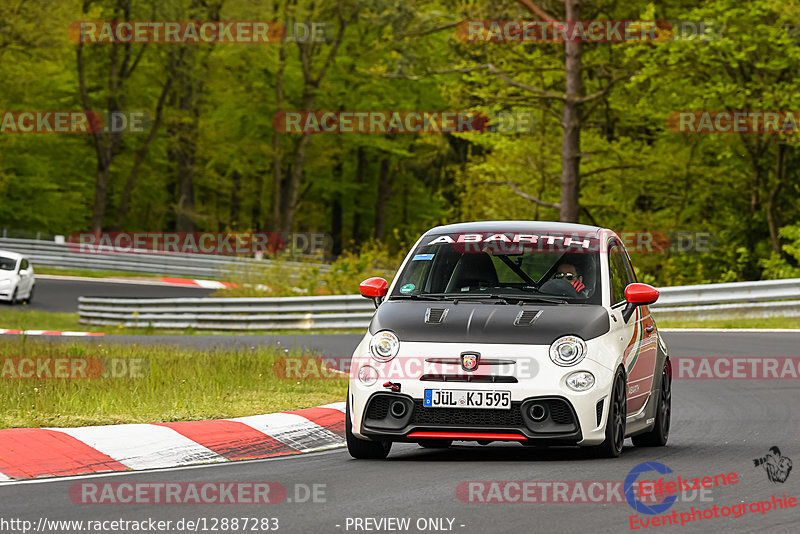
[591,370,626,458]
[346,392,392,459]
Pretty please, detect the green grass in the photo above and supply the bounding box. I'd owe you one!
[658,316,800,329]
[0,339,346,428]
[0,308,108,333]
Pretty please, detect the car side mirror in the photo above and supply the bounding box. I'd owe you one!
[622,283,659,323]
[359,277,389,308]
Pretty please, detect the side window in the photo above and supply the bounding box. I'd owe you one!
[608,242,633,306]
[21,259,28,271]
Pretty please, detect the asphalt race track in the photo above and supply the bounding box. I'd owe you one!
[2,331,799,533]
[15,276,214,313]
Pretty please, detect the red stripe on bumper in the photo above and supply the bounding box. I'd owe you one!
[0,428,128,479]
[155,420,300,461]
[407,432,527,441]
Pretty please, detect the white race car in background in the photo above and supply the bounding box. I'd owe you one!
[0,250,35,304]
[346,221,671,459]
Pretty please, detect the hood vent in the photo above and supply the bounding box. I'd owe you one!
[514,309,542,326]
[425,307,449,324]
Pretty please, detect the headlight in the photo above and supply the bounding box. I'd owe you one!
[0,279,11,287]
[549,335,586,366]
[369,331,400,362]
[566,371,595,391]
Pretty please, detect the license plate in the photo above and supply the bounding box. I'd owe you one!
[423,389,511,410]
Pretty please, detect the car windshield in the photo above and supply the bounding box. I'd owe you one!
[0,257,17,271]
[391,232,602,304]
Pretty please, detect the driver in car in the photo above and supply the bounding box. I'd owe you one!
[554,262,586,294]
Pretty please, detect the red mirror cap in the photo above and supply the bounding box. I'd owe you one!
[625,283,659,305]
[359,277,388,298]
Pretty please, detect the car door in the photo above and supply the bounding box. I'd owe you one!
[610,240,659,415]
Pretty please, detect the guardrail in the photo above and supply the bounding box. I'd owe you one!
[77,279,800,330]
[79,295,374,330]
[0,237,325,279]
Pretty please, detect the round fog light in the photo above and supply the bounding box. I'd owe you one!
[358,365,378,386]
[566,371,595,391]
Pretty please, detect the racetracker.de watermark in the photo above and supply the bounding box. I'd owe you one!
[668,111,800,134]
[456,20,720,43]
[455,480,713,504]
[69,481,325,504]
[670,357,800,379]
[69,21,328,43]
[273,111,539,134]
[0,357,148,379]
[274,356,537,382]
[0,111,149,134]
[67,232,332,256]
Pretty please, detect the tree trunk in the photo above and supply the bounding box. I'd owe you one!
[115,75,172,229]
[230,169,242,229]
[331,160,343,256]
[560,0,582,223]
[281,91,316,232]
[373,156,394,240]
[270,40,286,231]
[766,143,786,254]
[352,146,366,248]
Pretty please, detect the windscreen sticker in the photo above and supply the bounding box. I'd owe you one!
[399,283,415,293]
[412,253,435,261]
[424,233,600,253]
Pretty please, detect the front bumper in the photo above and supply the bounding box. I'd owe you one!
[359,392,584,445]
[348,338,621,446]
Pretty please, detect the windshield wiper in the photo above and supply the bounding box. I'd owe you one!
[389,294,448,301]
[506,295,568,304]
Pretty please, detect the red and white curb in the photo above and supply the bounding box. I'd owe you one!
[0,402,345,481]
[158,277,235,289]
[0,329,104,336]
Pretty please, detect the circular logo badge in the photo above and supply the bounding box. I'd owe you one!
[399,283,415,294]
[624,461,678,515]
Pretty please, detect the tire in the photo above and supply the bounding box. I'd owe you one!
[346,392,392,459]
[418,439,452,449]
[10,288,17,305]
[591,369,627,458]
[24,285,33,304]
[632,360,671,447]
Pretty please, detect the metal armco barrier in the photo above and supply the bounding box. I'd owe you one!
[78,279,800,330]
[0,237,325,278]
[79,295,375,330]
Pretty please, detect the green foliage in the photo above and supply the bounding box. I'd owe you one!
[1,0,799,286]
[320,241,402,294]
[759,226,800,279]
[221,241,400,296]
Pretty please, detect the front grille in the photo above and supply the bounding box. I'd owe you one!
[410,400,525,427]
[366,396,390,419]
[419,374,517,383]
[596,399,604,426]
[549,400,574,424]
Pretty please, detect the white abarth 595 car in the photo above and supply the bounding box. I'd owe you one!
[346,221,671,459]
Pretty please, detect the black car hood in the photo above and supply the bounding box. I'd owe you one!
[369,300,610,344]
